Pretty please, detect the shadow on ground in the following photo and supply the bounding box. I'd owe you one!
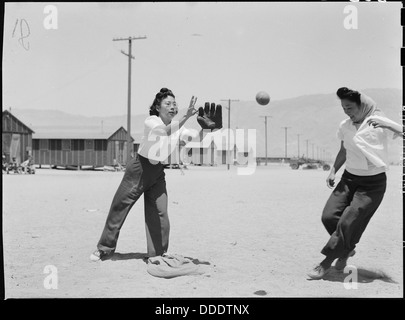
[107,253,211,266]
[323,267,397,284]
[109,252,149,262]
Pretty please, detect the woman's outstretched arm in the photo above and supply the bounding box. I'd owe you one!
[366,116,402,135]
[326,141,346,188]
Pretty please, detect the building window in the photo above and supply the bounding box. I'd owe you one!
[62,139,71,151]
[95,140,107,151]
[39,139,49,150]
[72,139,84,151]
[85,140,94,150]
[49,139,62,150]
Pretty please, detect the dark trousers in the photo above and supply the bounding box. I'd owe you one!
[97,155,169,257]
[321,170,386,260]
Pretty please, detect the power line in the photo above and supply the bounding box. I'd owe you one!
[113,36,147,165]
[311,143,315,160]
[296,133,302,158]
[18,51,117,107]
[281,126,291,159]
[260,116,272,165]
[305,139,310,160]
[220,99,239,170]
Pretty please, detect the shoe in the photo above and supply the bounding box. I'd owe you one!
[90,249,109,261]
[334,250,356,271]
[307,264,330,280]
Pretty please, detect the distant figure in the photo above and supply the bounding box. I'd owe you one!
[113,159,124,172]
[7,157,21,174]
[2,153,8,173]
[21,155,34,174]
[307,87,402,280]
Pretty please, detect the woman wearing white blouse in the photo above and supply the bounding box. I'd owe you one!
[90,88,198,261]
[308,87,402,280]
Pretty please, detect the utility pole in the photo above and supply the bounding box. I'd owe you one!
[221,99,239,170]
[305,139,310,160]
[113,35,146,165]
[296,133,301,158]
[260,116,272,165]
[281,127,291,159]
[311,143,315,160]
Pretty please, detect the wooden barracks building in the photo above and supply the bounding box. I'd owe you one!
[31,127,137,169]
[3,110,253,169]
[2,110,34,164]
[2,110,139,169]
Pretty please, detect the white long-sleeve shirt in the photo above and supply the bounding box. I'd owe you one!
[337,116,393,176]
[137,115,197,163]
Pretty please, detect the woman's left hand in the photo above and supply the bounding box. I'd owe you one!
[367,115,403,135]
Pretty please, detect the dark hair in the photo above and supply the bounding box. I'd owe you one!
[149,88,175,116]
[336,87,361,105]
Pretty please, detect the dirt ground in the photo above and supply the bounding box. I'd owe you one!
[2,164,403,298]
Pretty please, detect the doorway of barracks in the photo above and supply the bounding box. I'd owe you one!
[113,140,128,165]
[2,133,31,164]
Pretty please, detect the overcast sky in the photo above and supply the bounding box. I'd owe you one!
[2,2,402,117]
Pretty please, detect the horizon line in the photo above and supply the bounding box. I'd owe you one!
[3,87,401,118]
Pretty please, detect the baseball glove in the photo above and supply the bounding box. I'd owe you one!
[197,102,223,130]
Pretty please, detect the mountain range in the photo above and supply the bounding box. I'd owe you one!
[4,88,402,163]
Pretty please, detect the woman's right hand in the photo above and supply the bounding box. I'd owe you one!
[326,171,335,189]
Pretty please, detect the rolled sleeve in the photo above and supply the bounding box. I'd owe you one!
[144,116,163,131]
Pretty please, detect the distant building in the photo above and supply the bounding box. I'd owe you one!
[2,110,35,164]
[32,126,138,169]
[184,130,254,166]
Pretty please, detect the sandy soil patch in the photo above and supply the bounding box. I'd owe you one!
[2,164,403,298]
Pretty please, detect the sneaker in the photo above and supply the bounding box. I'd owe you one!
[307,264,330,280]
[334,250,356,271]
[90,249,109,261]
